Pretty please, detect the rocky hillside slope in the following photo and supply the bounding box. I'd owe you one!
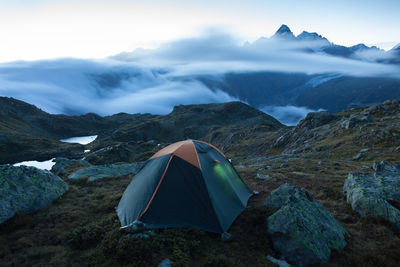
[0,97,282,164]
[1,97,400,266]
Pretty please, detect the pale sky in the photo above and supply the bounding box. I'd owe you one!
[0,0,399,63]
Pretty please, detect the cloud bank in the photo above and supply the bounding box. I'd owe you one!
[261,105,324,126]
[115,30,400,78]
[0,58,235,115]
[0,29,399,125]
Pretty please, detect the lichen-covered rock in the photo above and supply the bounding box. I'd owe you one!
[68,162,143,182]
[265,183,347,267]
[344,161,400,231]
[298,111,334,129]
[341,115,373,129]
[0,165,68,224]
[51,157,92,176]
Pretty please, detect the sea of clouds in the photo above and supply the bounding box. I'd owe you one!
[1,29,399,125]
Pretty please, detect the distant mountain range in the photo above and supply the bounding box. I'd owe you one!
[191,25,400,114]
[257,24,399,63]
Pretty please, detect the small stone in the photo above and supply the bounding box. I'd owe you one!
[256,173,270,180]
[353,153,364,161]
[266,255,291,267]
[360,148,370,153]
[221,232,234,242]
[361,166,370,172]
[280,163,289,168]
[131,230,156,239]
[317,161,323,166]
[158,258,173,267]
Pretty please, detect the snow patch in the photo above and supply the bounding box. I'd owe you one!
[60,135,97,145]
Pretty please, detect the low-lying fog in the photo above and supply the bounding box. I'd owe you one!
[1,30,399,125]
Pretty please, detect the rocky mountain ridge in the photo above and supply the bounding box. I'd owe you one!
[270,24,389,60]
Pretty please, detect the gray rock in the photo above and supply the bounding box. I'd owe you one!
[361,166,371,172]
[372,160,400,174]
[51,157,91,176]
[68,162,143,182]
[158,258,173,267]
[130,230,156,239]
[341,117,359,129]
[353,153,364,161]
[266,255,291,267]
[0,165,68,224]
[256,173,270,180]
[298,111,334,129]
[313,145,329,152]
[265,184,347,267]
[341,115,373,129]
[344,161,400,231]
[84,143,138,165]
[221,232,234,242]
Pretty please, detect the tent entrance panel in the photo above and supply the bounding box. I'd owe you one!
[193,141,253,232]
[141,156,223,233]
[117,154,172,227]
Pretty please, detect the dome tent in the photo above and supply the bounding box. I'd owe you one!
[117,140,253,234]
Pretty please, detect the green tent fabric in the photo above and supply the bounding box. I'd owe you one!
[117,140,253,234]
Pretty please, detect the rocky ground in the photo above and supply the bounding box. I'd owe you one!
[1,97,400,266]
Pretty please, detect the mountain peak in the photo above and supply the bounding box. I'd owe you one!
[349,43,369,52]
[276,24,292,34]
[297,31,329,43]
[349,43,382,53]
[273,24,295,40]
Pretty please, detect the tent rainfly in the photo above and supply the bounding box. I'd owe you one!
[117,140,253,234]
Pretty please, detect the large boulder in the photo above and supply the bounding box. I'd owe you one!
[344,161,400,231]
[265,183,347,267]
[0,165,68,224]
[68,162,143,182]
